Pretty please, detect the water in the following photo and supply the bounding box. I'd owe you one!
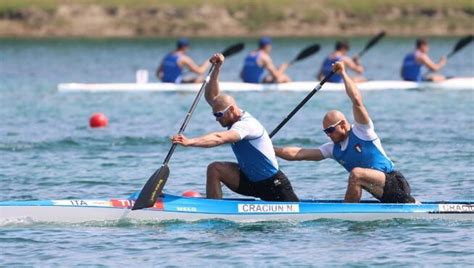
[1,37,473,266]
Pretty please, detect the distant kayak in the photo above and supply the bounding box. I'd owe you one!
[58,77,474,92]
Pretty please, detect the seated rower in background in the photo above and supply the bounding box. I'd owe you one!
[172,53,299,202]
[318,40,366,83]
[157,38,210,83]
[240,37,291,83]
[401,38,447,82]
[275,62,416,204]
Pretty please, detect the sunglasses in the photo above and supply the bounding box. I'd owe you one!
[213,105,231,118]
[323,120,343,134]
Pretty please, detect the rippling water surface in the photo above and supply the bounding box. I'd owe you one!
[1,37,473,266]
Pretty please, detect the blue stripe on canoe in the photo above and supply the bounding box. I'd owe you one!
[161,195,442,214]
[0,200,55,206]
[1,194,472,215]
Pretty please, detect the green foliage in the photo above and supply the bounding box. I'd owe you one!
[0,0,59,12]
[0,0,472,35]
[302,7,327,24]
[224,0,290,30]
[2,0,473,14]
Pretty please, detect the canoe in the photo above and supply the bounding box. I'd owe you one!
[57,78,474,92]
[1,194,473,224]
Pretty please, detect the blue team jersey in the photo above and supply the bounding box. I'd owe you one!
[333,130,394,173]
[319,121,394,173]
[320,55,343,83]
[230,111,279,181]
[401,52,423,82]
[161,53,183,83]
[241,52,265,83]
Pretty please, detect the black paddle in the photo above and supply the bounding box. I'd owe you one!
[289,43,321,65]
[132,42,245,210]
[269,70,336,138]
[423,35,473,77]
[353,31,386,59]
[447,35,473,58]
[269,33,385,137]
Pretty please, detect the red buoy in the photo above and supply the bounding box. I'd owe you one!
[89,113,108,128]
[182,190,202,198]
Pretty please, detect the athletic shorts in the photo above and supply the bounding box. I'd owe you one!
[236,170,299,202]
[380,171,416,203]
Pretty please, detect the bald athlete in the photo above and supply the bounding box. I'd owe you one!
[172,53,298,201]
[275,62,415,203]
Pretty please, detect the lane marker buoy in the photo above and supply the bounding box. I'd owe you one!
[89,113,108,128]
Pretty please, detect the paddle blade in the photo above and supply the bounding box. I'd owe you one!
[448,35,473,58]
[291,43,320,64]
[269,70,335,138]
[132,165,170,210]
[358,31,386,57]
[222,43,245,57]
[366,31,386,50]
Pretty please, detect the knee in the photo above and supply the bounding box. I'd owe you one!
[207,162,224,176]
[349,168,365,185]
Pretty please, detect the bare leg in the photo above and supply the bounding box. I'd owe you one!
[262,75,275,83]
[206,161,241,199]
[262,74,291,83]
[425,74,446,82]
[193,75,205,83]
[277,74,291,83]
[181,75,205,83]
[352,76,367,83]
[345,167,386,202]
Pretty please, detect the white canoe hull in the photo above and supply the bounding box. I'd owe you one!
[1,206,473,224]
[1,195,473,224]
[57,78,474,93]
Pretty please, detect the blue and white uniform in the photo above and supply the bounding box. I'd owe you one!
[161,53,183,83]
[319,120,394,173]
[229,111,279,182]
[401,51,423,82]
[319,120,415,203]
[320,56,343,83]
[241,52,266,83]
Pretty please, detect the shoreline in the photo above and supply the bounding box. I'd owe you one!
[0,1,473,38]
[0,35,471,41]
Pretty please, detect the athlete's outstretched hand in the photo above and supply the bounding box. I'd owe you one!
[172,134,191,147]
[332,61,346,74]
[209,53,225,67]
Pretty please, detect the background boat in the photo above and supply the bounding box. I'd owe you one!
[58,77,474,92]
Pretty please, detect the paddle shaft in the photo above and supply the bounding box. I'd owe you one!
[447,52,457,59]
[354,31,386,58]
[132,43,245,210]
[272,34,382,133]
[424,36,472,76]
[269,70,336,138]
[447,35,473,58]
[162,65,215,165]
[289,44,320,65]
[131,67,214,210]
[162,43,246,163]
[161,43,245,164]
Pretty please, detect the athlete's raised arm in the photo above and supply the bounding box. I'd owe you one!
[333,62,370,124]
[205,53,224,105]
